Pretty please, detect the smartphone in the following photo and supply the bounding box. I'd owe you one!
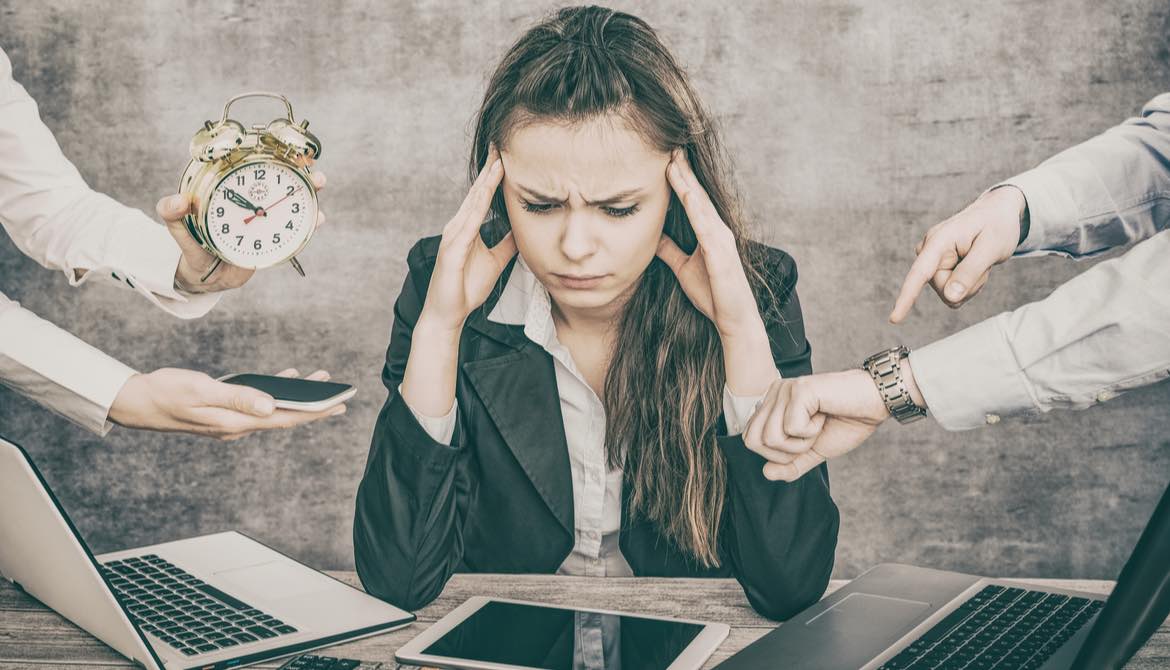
[218,373,356,412]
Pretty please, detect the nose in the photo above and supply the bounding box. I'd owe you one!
[558,210,598,263]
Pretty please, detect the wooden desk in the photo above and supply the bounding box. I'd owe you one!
[1,573,1166,669]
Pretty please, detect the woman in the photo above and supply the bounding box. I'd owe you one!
[354,5,838,621]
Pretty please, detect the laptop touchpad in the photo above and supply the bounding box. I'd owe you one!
[807,592,932,641]
[214,561,324,601]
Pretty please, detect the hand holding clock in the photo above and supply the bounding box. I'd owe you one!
[161,170,327,294]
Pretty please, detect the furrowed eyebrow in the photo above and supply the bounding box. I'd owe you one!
[516,184,644,206]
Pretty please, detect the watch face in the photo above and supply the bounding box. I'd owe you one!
[206,161,317,268]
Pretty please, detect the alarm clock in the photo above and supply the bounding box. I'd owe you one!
[179,92,321,280]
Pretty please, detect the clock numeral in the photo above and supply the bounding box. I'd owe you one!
[254,168,266,180]
[286,185,295,196]
[253,239,262,251]
[272,233,281,244]
[276,174,282,184]
[285,221,294,230]
[235,235,244,246]
[221,223,230,234]
[291,202,300,214]
[216,206,225,217]
[236,175,245,186]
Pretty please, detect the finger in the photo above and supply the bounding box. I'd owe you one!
[275,368,300,378]
[742,381,782,453]
[448,154,503,244]
[315,210,326,229]
[760,383,817,454]
[203,380,276,417]
[929,268,952,302]
[655,234,689,276]
[889,243,947,323]
[155,193,192,223]
[763,449,826,482]
[304,370,331,382]
[943,235,1001,303]
[489,231,518,267]
[310,171,327,191]
[667,151,726,246]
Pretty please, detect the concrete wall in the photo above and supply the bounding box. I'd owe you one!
[1,0,1168,580]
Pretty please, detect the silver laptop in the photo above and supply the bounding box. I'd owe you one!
[717,479,1170,669]
[0,435,415,669]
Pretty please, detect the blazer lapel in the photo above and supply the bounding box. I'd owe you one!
[463,341,575,537]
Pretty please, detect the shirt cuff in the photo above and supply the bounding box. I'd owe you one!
[0,304,137,435]
[397,384,457,445]
[998,169,1096,259]
[70,211,222,320]
[909,315,1040,431]
[722,384,766,436]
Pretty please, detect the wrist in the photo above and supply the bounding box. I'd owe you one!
[720,320,777,396]
[861,346,928,424]
[414,310,465,344]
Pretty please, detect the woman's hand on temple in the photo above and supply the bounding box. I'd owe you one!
[657,149,778,396]
[418,145,517,334]
[657,150,762,337]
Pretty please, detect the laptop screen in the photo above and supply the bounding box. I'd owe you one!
[1072,477,1170,668]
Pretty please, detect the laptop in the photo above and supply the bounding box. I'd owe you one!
[716,479,1170,670]
[0,435,415,669]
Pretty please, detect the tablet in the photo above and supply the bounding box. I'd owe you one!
[395,596,729,670]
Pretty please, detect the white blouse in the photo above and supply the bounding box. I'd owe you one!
[402,255,761,577]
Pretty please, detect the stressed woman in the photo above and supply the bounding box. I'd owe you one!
[354,6,838,621]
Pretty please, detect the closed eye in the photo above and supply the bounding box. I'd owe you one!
[602,204,639,218]
[520,199,558,214]
[519,199,639,219]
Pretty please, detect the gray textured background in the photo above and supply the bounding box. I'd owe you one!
[1,0,1168,581]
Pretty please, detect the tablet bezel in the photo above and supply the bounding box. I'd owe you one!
[395,595,730,670]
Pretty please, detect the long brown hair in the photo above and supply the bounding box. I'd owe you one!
[470,6,778,567]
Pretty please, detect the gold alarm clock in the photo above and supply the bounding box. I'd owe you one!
[179,92,321,280]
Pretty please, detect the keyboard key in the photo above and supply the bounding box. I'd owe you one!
[247,625,278,639]
[233,632,258,643]
[274,624,298,634]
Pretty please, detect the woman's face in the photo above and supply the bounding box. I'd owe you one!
[499,115,672,317]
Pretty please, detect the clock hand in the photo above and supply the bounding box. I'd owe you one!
[244,186,302,224]
[223,188,261,213]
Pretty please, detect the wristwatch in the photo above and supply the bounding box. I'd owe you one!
[862,346,927,424]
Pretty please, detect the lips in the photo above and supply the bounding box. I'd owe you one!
[553,273,608,289]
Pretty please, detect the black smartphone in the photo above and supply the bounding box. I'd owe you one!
[219,373,356,412]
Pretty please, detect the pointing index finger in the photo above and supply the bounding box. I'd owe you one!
[889,243,945,323]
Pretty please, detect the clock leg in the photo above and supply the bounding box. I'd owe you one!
[289,256,306,277]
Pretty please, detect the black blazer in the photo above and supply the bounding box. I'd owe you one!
[354,235,840,621]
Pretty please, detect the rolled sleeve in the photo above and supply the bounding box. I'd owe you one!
[722,385,766,436]
[398,384,458,445]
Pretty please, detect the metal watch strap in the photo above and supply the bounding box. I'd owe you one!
[862,345,927,424]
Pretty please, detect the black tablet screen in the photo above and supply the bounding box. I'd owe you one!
[423,601,704,669]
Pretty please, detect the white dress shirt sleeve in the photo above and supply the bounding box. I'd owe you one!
[0,47,219,320]
[0,291,137,435]
[399,384,458,445]
[912,228,1170,430]
[1005,92,1170,258]
[723,385,766,436]
[910,93,1170,431]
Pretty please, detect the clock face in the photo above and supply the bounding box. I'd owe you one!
[206,161,317,268]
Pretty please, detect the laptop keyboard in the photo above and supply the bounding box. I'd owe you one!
[878,585,1104,670]
[99,554,298,657]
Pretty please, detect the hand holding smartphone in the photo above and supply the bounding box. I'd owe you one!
[219,373,356,412]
